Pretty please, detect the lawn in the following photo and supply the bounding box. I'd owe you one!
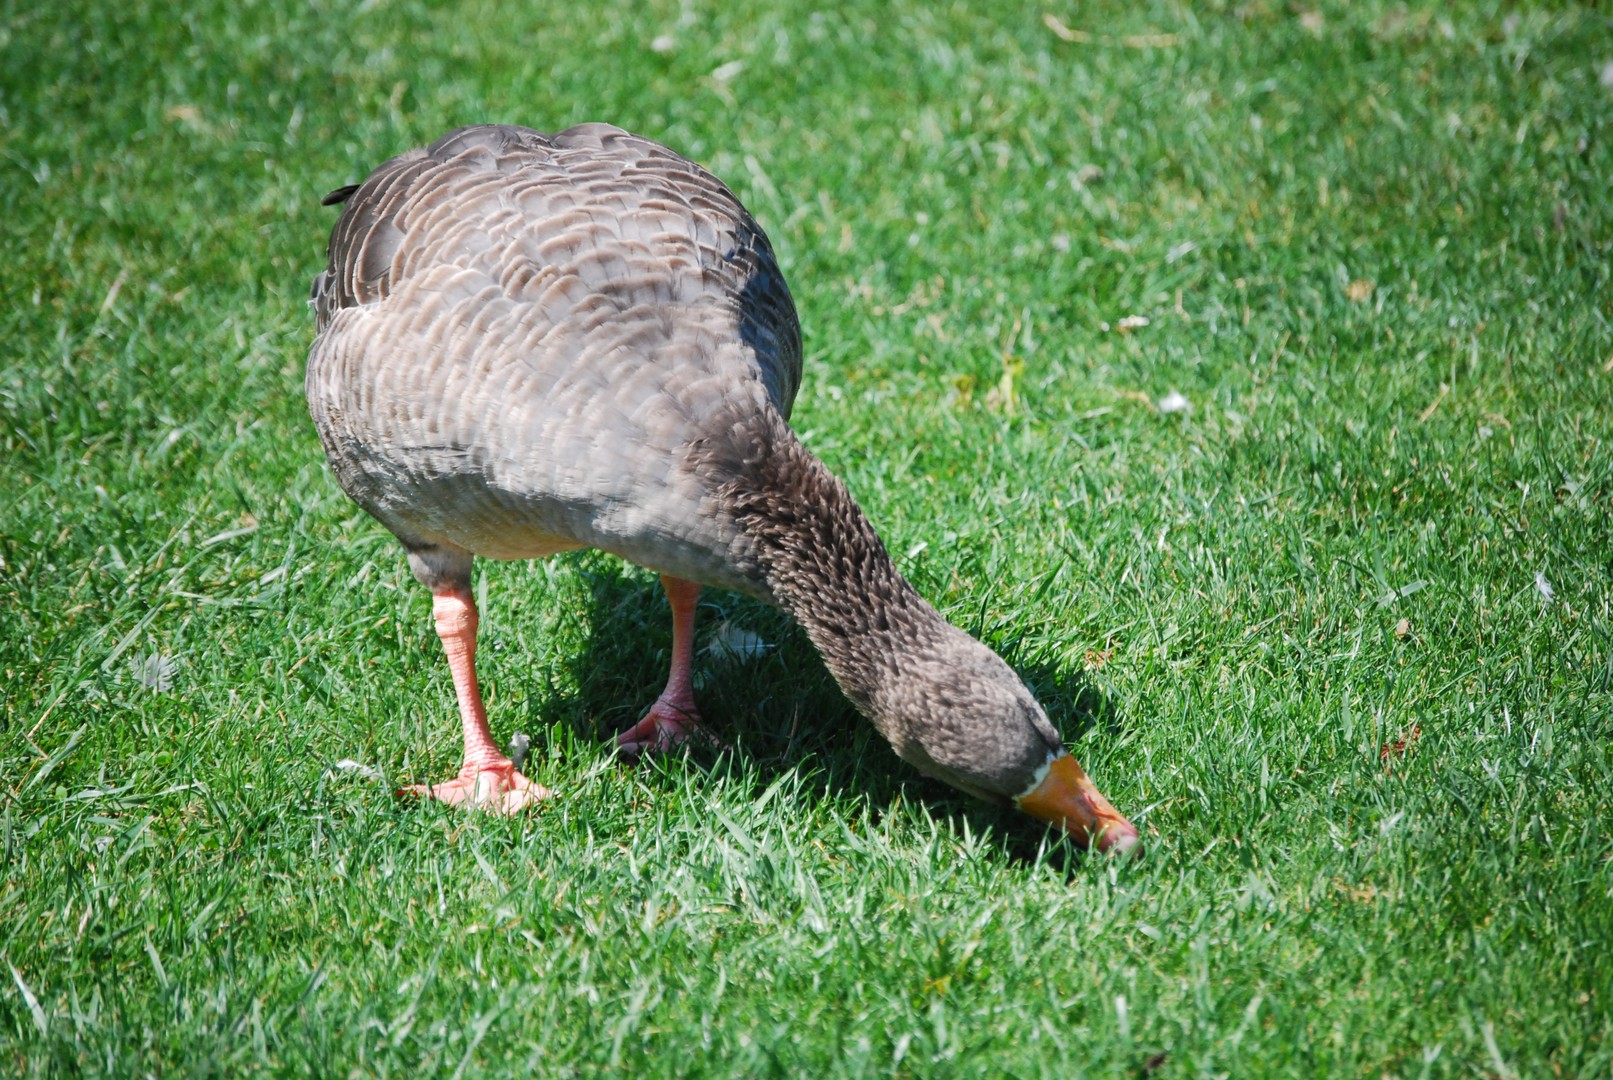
[2,0,1610,1075]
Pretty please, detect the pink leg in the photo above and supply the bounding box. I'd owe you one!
[403,585,551,812]
[616,575,721,757]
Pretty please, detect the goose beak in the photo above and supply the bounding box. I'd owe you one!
[1016,753,1141,855]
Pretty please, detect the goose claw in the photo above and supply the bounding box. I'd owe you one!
[401,764,551,813]
[614,707,726,759]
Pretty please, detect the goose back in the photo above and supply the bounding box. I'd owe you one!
[307,124,802,593]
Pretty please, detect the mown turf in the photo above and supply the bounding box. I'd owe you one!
[2,1,1610,1075]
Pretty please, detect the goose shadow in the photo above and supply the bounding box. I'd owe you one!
[509,553,1137,870]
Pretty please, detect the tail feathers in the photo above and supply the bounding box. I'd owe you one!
[321,183,360,207]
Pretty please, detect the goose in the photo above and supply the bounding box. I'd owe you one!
[307,124,1139,854]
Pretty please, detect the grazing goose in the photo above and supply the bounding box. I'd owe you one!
[307,123,1139,853]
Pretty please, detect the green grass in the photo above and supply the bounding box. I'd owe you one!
[3,0,1611,1074]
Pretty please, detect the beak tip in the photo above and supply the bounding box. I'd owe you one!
[1097,822,1143,858]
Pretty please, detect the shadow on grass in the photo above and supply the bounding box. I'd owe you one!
[503,554,1135,874]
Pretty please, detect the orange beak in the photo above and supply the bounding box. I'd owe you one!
[1015,754,1140,855]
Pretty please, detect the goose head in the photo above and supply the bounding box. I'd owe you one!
[863,619,1140,854]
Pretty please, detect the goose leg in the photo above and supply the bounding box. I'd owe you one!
[402,549,550,812]
[615,575,717,757]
